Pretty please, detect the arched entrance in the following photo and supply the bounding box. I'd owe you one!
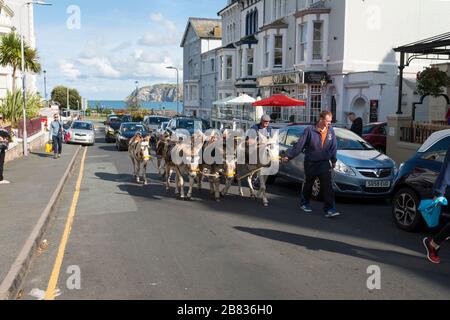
[351,96,369,123]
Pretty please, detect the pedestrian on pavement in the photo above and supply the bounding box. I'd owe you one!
[49,113,63,159]
[423,144,450,264]
[282,111,341,218]
[347,112,363,136]
[0,114,11,185]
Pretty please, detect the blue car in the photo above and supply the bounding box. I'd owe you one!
[391,129,450,232]
[274,125,397,199]
[115,122,147,151]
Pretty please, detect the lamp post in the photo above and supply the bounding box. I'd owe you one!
[19,1,52,157]
[135,80,139,108]
[166,66,180,115]
[43,70,47,106]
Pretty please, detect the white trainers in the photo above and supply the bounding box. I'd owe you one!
[0,180,11,184]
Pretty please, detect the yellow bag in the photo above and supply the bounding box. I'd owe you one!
[46,142,53,153]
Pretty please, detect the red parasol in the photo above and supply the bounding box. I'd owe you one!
[252,94,306,107]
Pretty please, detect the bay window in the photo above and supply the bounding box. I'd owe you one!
[274,35,283,68]
[313,21,323,60]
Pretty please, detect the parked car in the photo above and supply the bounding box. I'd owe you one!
[66,121,95,146]
[116,122,147,151]
[391,129,450,232]
[274,125,397,199]
[104,114,132,143]
[143,116,171,133]
[165,117,210,136]
[363,122,387,153]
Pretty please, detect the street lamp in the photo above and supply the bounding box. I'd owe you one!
[166,66,180,115]
[43,70,47,106]
[135,80,139,108]
[20,1,52,157]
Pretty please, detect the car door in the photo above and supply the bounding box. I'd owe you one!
[280,129,305,182]
[416,136,450,207]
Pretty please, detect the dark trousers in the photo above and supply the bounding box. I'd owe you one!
[434,222,450,245]
[301,160,335,212]
[0,149,5,181]
[52,135,62,155]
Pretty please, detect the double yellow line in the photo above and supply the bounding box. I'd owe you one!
[45,147,88,300]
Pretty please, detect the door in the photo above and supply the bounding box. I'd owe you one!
[279,129,305,182]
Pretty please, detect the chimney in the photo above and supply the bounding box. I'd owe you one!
[214,26,221,37]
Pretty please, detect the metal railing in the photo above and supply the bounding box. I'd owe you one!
[17,117,44,139]
[400,123,450,144]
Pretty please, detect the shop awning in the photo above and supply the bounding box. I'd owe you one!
[213,96,236,105]
[252,94,306,107]
[224,94,256,105]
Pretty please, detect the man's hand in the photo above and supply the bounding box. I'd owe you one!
[331,162,336,169]
[281,157,290,163]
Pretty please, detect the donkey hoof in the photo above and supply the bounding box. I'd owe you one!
[263,203,269,207]
[216,198,221,203]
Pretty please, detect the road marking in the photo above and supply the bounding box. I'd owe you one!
[45,147,88,300]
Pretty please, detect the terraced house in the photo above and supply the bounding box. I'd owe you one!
[184,0,450,126]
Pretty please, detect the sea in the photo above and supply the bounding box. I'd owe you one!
[88,100,182,112]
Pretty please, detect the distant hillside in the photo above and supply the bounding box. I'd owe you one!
[126,84,183,103]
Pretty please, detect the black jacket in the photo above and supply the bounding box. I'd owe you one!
[350,118,363,136]
[434,145,450,197]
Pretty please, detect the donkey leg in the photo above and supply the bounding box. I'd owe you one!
[143,162,148,185]
[257,175,269,207]
[214,177,221,202]
[165,167,171,193]
[247,175,257,199]
[177,170,185,200]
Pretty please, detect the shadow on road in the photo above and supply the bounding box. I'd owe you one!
[234,226,450,280]
[30,152,53,158]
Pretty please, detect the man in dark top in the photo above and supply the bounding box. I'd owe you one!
[347,112,363,136]
[423,144,450,264]
[282,111,340,218]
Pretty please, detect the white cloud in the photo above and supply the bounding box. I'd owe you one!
[78,57,121,79]
[138,13,180,47]
[58,60,81,81]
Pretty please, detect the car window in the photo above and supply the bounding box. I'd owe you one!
[121,124,145,132]
[71,122,93,130]
[379,124,387,135]
[335,128,375,151]
[278,130,287,145]
[148,117,170,125]
[362,125,376,135]
[285,130,302,147]
[422,136,450,162]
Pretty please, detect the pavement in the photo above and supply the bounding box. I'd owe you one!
[13,126,450,300]
[0,142,81,299]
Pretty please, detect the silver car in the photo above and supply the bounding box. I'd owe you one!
[275,125,397,199]
[66,121,95,146]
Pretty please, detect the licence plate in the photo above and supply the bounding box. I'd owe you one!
[366,180,391,188]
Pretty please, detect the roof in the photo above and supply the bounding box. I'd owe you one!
[394,32,450,56]
[0,0,14,17]
[418,129,450,153]
[180,18,222,47]
[218,0,240,16]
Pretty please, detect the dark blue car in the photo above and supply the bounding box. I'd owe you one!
[115,122,147,151]
[392,130,450,231]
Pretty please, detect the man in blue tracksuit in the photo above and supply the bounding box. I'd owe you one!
[423,144,450,264]
[282,111,340,218]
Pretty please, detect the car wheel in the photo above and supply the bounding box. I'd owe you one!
[311,177,324,201]
[392,188,423,232]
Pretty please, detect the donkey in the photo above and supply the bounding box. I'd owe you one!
[128,133,152,185]
[235,133,279,207]
[163,131,205,200]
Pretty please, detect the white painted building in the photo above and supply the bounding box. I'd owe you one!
[0,0,38,99]
[180,18,222,118]
[208,0,450,127]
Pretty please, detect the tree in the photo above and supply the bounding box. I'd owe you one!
[0,32,41,92]
[51,86,82,110]
[417,68,450,97]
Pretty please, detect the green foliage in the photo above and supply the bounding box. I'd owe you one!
[417,68,450,97]
[102,108,112,115]
[51,86,82,109]
[0,90,43,126]
[0,32,41,91]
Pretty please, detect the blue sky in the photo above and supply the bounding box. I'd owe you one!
[33,0,226,100]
